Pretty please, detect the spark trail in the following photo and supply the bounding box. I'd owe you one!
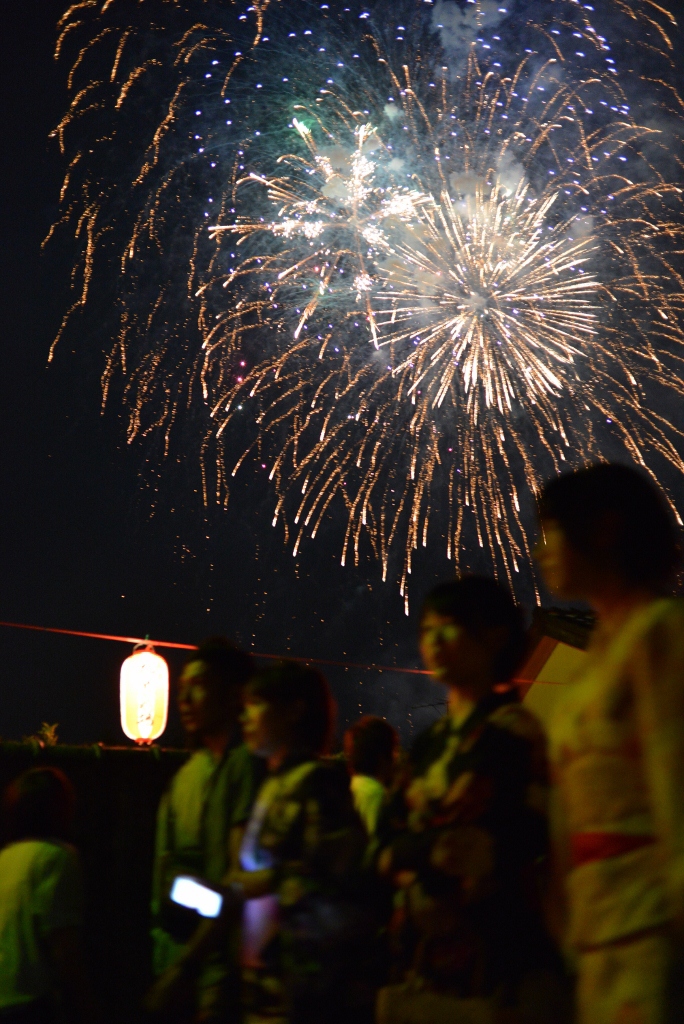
[51,0,684,608]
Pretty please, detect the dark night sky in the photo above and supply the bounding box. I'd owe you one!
[0,0,450,746]
[4,2,682,747]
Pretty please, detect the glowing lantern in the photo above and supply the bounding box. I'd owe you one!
[120,644,169,744]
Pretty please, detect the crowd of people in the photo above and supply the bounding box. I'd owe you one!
[1,462,683,1024]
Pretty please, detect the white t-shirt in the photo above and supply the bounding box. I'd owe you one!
[0,840,83,1009]
[350,774,387,837]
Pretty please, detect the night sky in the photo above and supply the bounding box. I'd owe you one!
[0,0,451,747]
[4,2,682,748]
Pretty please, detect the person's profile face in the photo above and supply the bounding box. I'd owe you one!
[418,610,493,690]
[241,696,285,757]
[177,660,232,739]
[534,518,589,599]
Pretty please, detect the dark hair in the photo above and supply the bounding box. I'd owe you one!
[186,637,256,695]
[245,661,336,756]
[345,716,398,777]
[539,463,680,590]
[420,576,528,683]
[2,768,75,843]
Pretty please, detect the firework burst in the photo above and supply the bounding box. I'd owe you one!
[51,0,684,608]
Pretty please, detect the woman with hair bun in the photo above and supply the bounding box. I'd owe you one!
[378,576,566,1024]
[536,463,684,1024]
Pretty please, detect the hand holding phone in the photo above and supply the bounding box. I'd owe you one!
[169,875,224,919]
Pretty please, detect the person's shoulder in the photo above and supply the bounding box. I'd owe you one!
[351,773,384,795]
[637,597,684,669]
[2,840,79,880]
[309,757,348,784]
[171,748,213,785]
[649,596,684,633]
[224,742,267,784]
[307,761,362,826]
[226,742,259,769]
[488,698,546,744]
[300,758,351,802]
[414,715,449,745]
[3,838,76,859]
[410,715,449,763]
[35,840,79,867]
[0,840,43,874]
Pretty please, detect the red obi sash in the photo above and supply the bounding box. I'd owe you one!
[571,832,655,868]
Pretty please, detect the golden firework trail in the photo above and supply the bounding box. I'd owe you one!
[50,0,684,608]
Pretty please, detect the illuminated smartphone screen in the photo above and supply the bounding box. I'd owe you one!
[170,875,223,918]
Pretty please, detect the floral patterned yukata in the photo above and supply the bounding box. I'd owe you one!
[382,691,560,1019]
[239,755,369,1024]
[549,598,684,1024]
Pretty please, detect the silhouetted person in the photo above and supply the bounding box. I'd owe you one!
[536,463,684,1024]
[228,661,368,1024]
[147,638,264,1023]
[0,767,99,1024]
[344,716,398,838]
[378,577,567,1024]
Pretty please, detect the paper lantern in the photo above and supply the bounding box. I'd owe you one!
[120,645,169,744]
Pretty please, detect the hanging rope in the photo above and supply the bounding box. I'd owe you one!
[0,619,431,676]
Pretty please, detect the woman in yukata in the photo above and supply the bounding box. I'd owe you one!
[378,575,567,1024]
[536,463,684,1024]
[227,661,369,1024]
